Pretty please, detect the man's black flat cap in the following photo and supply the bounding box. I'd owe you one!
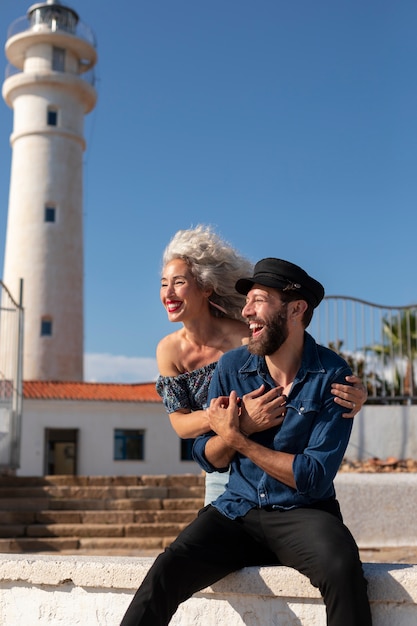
[235,258,325,308]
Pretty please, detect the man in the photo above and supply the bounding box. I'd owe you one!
[120,258,372,626]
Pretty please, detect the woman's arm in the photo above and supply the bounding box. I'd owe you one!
[238,374,368,435]
[168,409,210,439]
[174,374,369,439]
[157,336,212,439]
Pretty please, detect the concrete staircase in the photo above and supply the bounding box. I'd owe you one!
[0,474,205,554]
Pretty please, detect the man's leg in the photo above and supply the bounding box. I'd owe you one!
[120,505,263,626]
[244,507,372,626]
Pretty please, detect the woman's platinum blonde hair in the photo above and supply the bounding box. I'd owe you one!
[162,225,253,321]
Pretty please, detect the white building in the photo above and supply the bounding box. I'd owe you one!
[17,381,417,477]
[19,381,201,477]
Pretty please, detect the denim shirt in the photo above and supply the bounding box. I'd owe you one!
[192,332,353,520]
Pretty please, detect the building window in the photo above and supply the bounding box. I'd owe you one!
[180,438,194,461]
[45,206,56,222]
[114,429,145,460]
[52,46,66,72]
[47,108,58,126]
[41,317,53,336]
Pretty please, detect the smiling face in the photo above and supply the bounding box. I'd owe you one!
[242,285,289,356]
[160,258,208,323]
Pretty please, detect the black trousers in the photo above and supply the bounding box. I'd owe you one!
[120,504,372,626]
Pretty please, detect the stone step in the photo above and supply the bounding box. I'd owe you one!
[47,497,204,511]
[0,537,80,553]
[0,485,205,499]
[0,474,205,488]
[78,536,175,551]
[0,511,38,524]
[0,521,190,539]
[0,475,204,554]
[0,496,203,512]
[0,509,198,525]
[0,535,175,553]
[0,498,50,511]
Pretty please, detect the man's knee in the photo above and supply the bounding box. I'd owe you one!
[314,537,365,593]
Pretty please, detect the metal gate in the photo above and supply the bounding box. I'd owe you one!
[0,280,23,470]
[311,296,417,403]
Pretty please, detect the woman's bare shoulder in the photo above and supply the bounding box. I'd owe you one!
[156,331,183,376]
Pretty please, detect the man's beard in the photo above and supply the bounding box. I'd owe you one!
[248,310,289,356]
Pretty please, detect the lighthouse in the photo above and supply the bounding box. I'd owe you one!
[1,0,97,381]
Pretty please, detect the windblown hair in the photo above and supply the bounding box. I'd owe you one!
[162,225,253,321]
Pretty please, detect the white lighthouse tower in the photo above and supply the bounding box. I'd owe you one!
[1,0,97,381]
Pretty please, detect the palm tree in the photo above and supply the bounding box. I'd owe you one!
[328,340,377,399]
[368,310,417,401]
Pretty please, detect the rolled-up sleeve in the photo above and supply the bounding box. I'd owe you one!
[292,381,353,498]
[192,432,217,472]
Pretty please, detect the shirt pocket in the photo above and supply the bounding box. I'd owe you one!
[274,398,321,450]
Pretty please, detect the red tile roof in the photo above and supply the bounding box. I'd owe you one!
[23,381,161,402]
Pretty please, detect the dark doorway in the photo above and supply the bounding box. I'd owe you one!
[44,428,78,475]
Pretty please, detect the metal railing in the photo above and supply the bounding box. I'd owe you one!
[310,296,417,404]
[0,281,24,470]
[6,15,96,48]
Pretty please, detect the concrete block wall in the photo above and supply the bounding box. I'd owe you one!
[0,554,416,625]
[335,473,417,547]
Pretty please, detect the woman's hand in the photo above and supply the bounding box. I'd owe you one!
[331,375,368,418]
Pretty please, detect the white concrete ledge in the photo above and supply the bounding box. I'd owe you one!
[0,554,416,625]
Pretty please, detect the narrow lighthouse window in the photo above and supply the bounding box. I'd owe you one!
[45,206,56,222]
[52,46,66,72]
[47,107,58,126]
[41,317,53,337]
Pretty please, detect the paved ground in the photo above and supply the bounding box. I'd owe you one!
[35,546,417,564]
[359,546,417,564]
[340,459,417,564]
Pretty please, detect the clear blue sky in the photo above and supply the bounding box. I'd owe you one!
[1,0,416,382]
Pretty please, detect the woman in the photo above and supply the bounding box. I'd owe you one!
[156,225,367,504]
